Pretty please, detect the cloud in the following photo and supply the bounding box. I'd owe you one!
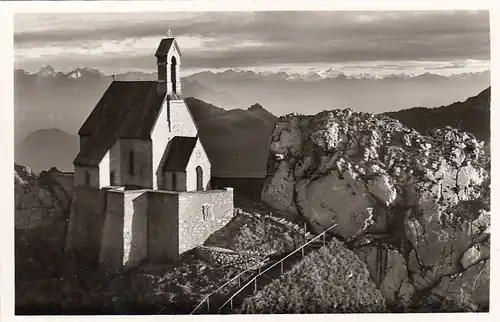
[14,11,490,72]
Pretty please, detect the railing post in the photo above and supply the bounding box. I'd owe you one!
[254,279,257,294]
[323,233,326,246]
[281,261,284,274]
[301,247,304,258]
[230,298,233,310]
[207,297,210,312]
[238,275,241,287]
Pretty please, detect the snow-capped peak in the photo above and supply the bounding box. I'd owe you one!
[38,65,56,77]
[68,69,82,79]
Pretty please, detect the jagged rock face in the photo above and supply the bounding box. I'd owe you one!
[262,109,490,308]
[15,164,71,229]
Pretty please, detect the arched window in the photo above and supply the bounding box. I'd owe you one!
[129,150,134,175]
[171,56,177,94]
[196,166,203,191]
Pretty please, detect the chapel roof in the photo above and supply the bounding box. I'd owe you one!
[163,136,198,171]
[74,81,166,166]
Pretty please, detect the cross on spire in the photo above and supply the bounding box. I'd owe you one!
[166,26,173,38]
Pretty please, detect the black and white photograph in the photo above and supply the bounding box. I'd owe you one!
[1,1,496,317]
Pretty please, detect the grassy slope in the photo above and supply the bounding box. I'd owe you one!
[238,238,386,314]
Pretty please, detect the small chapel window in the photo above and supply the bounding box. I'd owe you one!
[84,170,90,186]
[196,166,203,191]
[129,151,134,175]
[110,170,116,186]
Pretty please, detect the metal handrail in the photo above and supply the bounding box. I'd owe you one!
[190,257,270,314]
[218,223,338,312]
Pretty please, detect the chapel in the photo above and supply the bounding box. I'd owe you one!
[73,28,211,192]
[66,30,234,269]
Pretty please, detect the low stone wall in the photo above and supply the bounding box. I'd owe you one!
[73,186,235,270]
[178,188,234,254]
[196,246,266,270]
[211,177,265,201]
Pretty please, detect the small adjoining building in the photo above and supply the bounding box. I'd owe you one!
[65,30,234,270]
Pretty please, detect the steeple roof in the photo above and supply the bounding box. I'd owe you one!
[155,37,182,57]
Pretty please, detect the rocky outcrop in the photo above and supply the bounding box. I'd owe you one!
[262,109,490,310]
[430,259,489,311]
[15,163,72,229]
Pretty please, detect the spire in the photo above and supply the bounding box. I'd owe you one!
[166,25,173,38]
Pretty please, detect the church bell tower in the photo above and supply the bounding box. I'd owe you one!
[155,27,182,96]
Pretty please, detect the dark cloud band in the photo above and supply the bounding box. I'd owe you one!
[14,11,490,69]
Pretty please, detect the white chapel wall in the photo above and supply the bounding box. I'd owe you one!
[98,150,110,188]
[185,139,211,191]
[119,139,153,188]
[109,141,121,186]
[151,99,172,189]
[169,99,198,137]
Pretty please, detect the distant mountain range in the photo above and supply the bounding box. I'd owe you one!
[14,66,490,141]
[14,65,490,174]
[15,86,489,175]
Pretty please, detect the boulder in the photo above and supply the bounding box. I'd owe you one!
[261,110,490,310]
[461,243,490,270]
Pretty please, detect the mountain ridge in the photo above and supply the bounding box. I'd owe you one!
[15,65,491,82]
[383,86,490,145]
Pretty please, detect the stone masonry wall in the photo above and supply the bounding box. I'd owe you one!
[99,189,150,269]
[123,190,149,268]
[65,186,107,259]
[99,190,125,270]
[185,138,211,191]
[178,188,234,254]
[148,191,180,261]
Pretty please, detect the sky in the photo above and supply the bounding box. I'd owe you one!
[14,11,491,76]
